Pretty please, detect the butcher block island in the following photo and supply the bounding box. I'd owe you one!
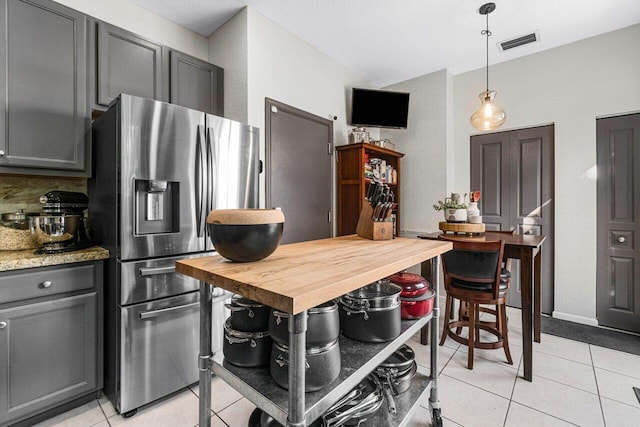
[176,235,452,427]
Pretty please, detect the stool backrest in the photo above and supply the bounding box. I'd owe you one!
[439,238,505,300]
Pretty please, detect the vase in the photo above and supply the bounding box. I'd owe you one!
[467,202,480,219]
[444,208,467,223]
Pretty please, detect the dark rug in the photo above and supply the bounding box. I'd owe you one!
[541,316,640,356]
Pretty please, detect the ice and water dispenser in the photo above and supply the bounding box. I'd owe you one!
[135,179,180,235]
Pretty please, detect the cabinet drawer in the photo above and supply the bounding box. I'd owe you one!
[0,263,95,304]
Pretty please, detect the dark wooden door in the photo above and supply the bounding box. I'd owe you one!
[266,99,333,244]
[596,114,640,333]
[471,125,554,314]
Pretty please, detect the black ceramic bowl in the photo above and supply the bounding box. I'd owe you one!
[207,209,285,262]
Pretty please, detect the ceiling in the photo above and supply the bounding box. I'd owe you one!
[128,0,640,87]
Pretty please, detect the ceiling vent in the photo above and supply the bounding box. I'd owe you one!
[498,30,540,51]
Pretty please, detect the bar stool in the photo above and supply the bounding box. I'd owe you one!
[438,239,513,369]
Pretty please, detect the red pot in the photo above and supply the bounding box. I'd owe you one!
[400,288,435,319]
[388,272,430,298]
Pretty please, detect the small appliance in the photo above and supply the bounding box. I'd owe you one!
[35,191,92,253]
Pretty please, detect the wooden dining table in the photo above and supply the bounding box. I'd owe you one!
[417,231,546,382]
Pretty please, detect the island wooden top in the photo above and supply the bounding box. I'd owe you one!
[175,235,451,314]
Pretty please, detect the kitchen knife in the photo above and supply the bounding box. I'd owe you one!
[365,182,376,202]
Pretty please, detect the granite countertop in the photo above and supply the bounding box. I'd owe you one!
[0,246,110,272]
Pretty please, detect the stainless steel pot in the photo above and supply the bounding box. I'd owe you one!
[269,339,341,392]
[225,295,271,332]
[339,281,402,343]
[223,318,272,367]
[269,301,340,347]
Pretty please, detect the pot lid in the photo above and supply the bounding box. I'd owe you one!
[400,288,436,302]
[379,344,415,370]
[387,272,429,291]
[1,209,39,222]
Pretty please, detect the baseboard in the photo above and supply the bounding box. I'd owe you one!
[552,311,599,326]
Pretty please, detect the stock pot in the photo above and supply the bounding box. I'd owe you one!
[223,319,272,367]
[270,339,340,392]
[225,296,271,332]
[268,300,339,347]
[339,280,401,343]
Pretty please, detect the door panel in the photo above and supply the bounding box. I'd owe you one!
[266,99,333,244]
[97,22,164,106]
[472,125,554,314]
[596,113,640,333]
[118,95,205,260]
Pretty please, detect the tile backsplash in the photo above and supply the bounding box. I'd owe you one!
[0,175,87,214]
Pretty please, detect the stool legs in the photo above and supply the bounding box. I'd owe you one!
[501,302,513,365]
[439,293,453,346]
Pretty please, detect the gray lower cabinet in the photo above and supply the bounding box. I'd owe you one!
[0,0,90,176]
[169,50,224,115]
[96,21,165,107]
[0,262,103,426]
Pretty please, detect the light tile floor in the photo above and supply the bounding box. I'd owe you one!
[34,306,640,427]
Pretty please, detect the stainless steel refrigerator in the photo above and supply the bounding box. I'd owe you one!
[89,94,259,415]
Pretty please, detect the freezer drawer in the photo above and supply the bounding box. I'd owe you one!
[118,253,213,305]
[117,289,229,413]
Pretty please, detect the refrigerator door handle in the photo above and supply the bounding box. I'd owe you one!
[206,127,215,216]
[138,265,175,277]
[139,302,199,320]
[196,125,206,237]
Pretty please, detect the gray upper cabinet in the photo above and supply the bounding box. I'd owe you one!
[0,0,89,176]
[169,50,224,115]
[96,22,165,107]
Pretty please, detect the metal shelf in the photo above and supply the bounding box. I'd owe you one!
[212,316,431,426]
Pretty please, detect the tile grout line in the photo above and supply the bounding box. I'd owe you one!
[589,344,607,427]
[502,352,523,427]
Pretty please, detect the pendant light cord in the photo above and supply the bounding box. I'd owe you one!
[481,13,492,93]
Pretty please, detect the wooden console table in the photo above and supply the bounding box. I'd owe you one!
[176,235,452,427]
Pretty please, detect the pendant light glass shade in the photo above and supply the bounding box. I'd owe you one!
[470,3,506,131]
[470,90,506,131]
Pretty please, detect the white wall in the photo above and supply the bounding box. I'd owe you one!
[208,9,249,123]
[380,70,452,233]
[54,0,209,60]
[396,24,639,325]
[210,8,371,211]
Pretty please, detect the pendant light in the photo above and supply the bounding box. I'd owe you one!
[470,2,506,131]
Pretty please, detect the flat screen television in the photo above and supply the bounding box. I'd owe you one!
[350,88,410,129]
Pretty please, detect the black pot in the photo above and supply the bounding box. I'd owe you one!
[268,301,340,347]
[270,340,341,392]
[223,319,272,367]
[225,296,271,332]
[339,281,402,343]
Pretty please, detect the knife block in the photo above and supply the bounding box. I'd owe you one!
[356,199,393,240]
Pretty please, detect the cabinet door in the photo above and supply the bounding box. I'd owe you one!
[97,22,164,106]
[169,50,223,115]
[0,292,97,425]
[0,0,89,174]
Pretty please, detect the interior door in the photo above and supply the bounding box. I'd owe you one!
[596,113,640,333]
[471,125,554,314]
[266,99,333,244]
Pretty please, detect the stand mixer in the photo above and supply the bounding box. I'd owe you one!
[33,191,92,253]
